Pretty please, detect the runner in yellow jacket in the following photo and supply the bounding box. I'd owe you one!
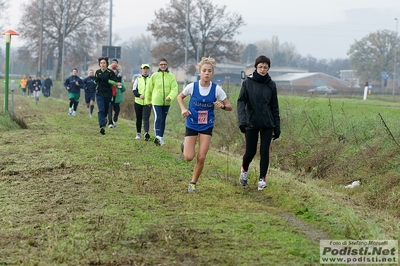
[145,58,178,146]
[20,75,28,96]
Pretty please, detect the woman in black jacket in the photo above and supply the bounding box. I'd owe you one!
[237,55,281,191]
[94,57,119,135]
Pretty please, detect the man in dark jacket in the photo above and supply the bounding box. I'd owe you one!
[237,55,281,191]
[27,76,34,97]
[44,75,53,98]
[83,70,97,117]
[32,75,42,104]
[64,68,83,116]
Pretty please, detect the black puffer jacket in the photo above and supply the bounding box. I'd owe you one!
[237,73,281,135]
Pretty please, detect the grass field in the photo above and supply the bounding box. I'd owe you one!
[1,91,400,265]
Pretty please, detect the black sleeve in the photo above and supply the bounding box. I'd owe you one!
[269,81,281,135]
[237,81,248,127]
[133,89,140,97]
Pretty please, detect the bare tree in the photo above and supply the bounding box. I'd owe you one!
[0,1,10,73]
[17,0,108,80]
[0,0,9,25]
[147,0,245,69]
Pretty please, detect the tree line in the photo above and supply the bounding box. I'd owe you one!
[0,0,398,83]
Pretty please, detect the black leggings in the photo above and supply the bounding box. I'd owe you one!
[242,128,273,179]
[69,99,79,111]
[108,101,120,124]
[134,102,151,133]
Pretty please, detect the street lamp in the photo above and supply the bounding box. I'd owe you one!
[394,18,398,96]
[2,29,19,113]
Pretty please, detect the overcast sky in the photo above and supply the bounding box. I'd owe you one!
[4,0,400,60]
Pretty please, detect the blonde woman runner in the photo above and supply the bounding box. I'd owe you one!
[177,57,232,193]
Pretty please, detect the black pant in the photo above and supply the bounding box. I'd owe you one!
[242,128,273,179]
[134,102,151,133]
[108,100,120,124]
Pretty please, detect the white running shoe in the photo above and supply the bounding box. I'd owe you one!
[239,171,248,186]
[108,124,114,128]
[135,133,141,140]
[258,180,267,191]
[72,111,76,116]
[188,183,197,193]
[68,108,72,115]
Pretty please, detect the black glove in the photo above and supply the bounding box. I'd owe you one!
[272,134,280,140]
[239,125,246,133]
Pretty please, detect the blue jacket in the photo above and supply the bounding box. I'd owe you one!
[64,75,83,94]
[83,76,96,94]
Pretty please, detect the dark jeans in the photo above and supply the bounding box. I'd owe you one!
[152,105,170,137]
[242,128,273,179]
[96,95,111,128]
[108,100,121,124]
[43,88,50,97]
[134,102,151,133]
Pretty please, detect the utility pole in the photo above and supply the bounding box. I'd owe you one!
[184,0,189,88]
[393,18,398,96]
[61,0,67,82]
[196,8,201,64]
[38,0,44,76]
[108,0,113,46]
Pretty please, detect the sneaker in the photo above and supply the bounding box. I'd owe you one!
[188,183,197,193]
[108,124,114,128]
[72,111,76,116]
[144,132,150,141]
[239,171,248,186]
[135,133,141,140]
[68,108,72,115]
[90,114,93,118]
[258,180,267,191]
[180,141,184,153]
[113,122,117,128]
[100,127,105,135]
[154,136,161,146]
[160,137,165,146]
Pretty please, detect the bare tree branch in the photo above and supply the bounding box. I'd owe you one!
[147,0,245,69]
[17,0,108,80]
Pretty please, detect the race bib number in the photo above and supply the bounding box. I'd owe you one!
[198,110,208,124]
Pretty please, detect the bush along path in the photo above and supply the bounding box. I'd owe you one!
[0,95,399,265]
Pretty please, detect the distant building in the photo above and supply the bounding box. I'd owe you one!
[339,70,360,88]
[213,62,246,84]
[245,64,309,78]
[274,72,349,88]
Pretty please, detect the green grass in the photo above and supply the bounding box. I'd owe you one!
[0,91,400,265]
